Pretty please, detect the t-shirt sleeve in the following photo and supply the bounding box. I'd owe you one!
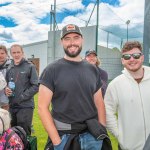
[39,65,55,92]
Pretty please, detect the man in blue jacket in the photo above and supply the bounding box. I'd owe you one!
[5,44,39,135]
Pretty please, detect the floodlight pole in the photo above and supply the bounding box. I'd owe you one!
[126,20,130,42]
[53,0,56,32]
[53,0,56,59]
[50,5,53,31]
[95,0,99,53]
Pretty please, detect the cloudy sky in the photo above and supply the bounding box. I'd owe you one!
[0,0,145,47]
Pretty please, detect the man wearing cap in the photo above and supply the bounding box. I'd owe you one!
[85,49,108,98]
[38,24,108,150]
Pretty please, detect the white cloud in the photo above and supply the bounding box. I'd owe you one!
[0,0,145,47]
[56,1,85,12]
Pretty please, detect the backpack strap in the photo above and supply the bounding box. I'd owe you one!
[12,126,28,149]
[4,130,15,150]
[0,116,4,135]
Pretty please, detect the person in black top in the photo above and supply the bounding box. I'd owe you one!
[38,24,107,150]
[85,50,108,98]
[5,44,39,135]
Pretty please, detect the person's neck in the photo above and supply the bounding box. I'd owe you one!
[128,67,144,79]
[64,55,82,62]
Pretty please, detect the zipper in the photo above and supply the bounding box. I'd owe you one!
[138,84,146,142]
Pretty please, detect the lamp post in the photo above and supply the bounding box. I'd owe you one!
[95,0,99,53]
[126,20,130,42]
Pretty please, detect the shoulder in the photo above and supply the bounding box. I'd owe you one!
[143,65,150,72]
[109,74,125,85]
[108,74,125,87]
[45,58,63,70]
[98,67,107,73]
[98,67,108,76]
[23,60,36,69]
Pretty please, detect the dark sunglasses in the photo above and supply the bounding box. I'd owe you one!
[122,53,143,60]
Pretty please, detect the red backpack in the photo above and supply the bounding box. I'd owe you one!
[0,116,27,150]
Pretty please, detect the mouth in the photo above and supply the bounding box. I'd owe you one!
[129,63,137,66]
[68,46,78,51]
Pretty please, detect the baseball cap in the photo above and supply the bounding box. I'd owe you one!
[61,24,82,39]
[85,50,97,57]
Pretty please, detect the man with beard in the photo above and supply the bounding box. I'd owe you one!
[38,24,106,150]
[104,41,150,150]
[0,45,11,110]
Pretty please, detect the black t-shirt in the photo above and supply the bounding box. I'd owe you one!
[39,58,102,124]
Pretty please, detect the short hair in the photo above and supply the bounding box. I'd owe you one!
[10,44,24,53]
[122,41,142,53]
[0,45,8,55]
[0,108,11,134]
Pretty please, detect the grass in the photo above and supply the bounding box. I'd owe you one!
[32,94,47,150]
[33,94,118,150]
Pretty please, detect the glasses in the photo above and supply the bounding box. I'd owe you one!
[122,53,143,60]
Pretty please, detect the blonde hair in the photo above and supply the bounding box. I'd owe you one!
[0,108,11,134]
[10,44,24,53]
[96,57,101,66]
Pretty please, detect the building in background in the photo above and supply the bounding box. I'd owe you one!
[9,26,122,80]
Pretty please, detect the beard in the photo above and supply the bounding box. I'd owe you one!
[64,45,82,58]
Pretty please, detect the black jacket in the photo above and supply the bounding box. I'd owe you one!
[44,119,112,150]
[6,58,39,108]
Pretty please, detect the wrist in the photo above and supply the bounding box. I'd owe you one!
[53,138,61,145]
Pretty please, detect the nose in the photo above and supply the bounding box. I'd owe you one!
[69,38,76,45]
[130,56,135,61]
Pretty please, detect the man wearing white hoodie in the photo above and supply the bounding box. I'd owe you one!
[104,41,150,150]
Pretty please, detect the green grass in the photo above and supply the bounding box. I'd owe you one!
[32,94,47,150]
[33,94,118,150]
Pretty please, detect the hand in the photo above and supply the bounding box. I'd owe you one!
[53,139,61,146]
[5,87,13,96]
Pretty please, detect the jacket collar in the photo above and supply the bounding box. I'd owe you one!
[12,58,26,66]
[122,66,150,81]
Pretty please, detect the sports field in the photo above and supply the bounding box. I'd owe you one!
[33,94,118,150]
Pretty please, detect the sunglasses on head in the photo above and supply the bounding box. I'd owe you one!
[122,53,143,60]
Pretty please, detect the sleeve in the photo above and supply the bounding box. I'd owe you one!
[39,65,55,92]
[104,82,119,138]
[20,64,39,101]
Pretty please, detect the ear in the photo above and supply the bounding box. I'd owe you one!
[141,55,144,63]
[121,58,124,65]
